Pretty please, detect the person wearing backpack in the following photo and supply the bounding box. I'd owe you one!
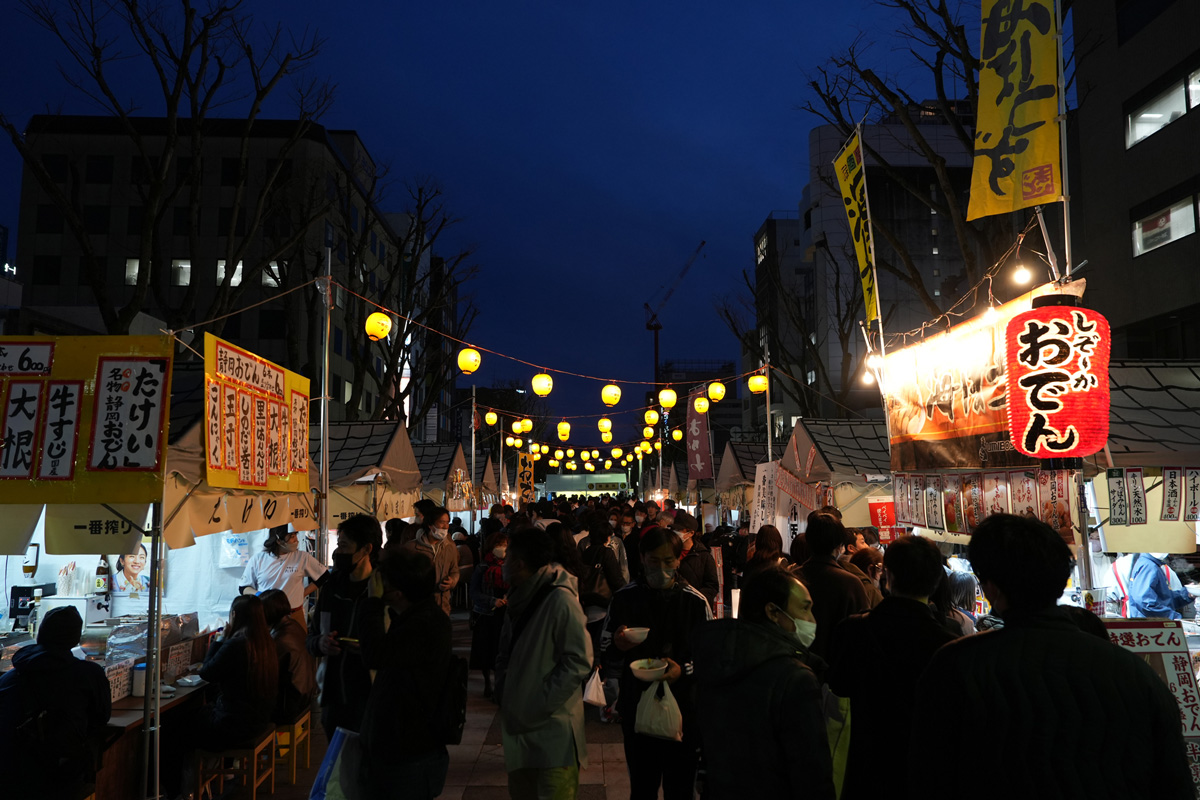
[0,605,111,800]
[359,546,453,800]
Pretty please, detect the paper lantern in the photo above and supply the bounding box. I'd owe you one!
[640,441,652,453]
[654,440,662,451]
[555,449,565,459]
[636,451,643,460]
[1004,305,1110,458]
[597,417,612,433]
[533,453,541,461]
[567,461,577,470]
[585,462,595,472]
[672,428,683,441]
[694,396,710,414]
[643,426,654,439]
[605,460,613,469]
[601,431,612,443]
[612,447,623,458]
[748,374,768,394]
[644,409,660,426]
[601,383,621,407]
[485,411,498,426]
[364,312,392,341]
[707,381,726,402]
[658,388,677,409]
[557,421,571,441]
[549,459,559,467]
[531,373,553,397]
[511,421,523,434]
[521,418,533,433]
[581,451,591,461]
[530,442,539,452]
[514,438,523,448]
[566,449,575,458]
[540,444,550,454]
[591,450,599,459]
[457,347,481,375]
[505,436,515,447]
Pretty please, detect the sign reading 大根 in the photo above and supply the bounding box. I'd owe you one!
[203,333,309,492]
[0,336,172,505]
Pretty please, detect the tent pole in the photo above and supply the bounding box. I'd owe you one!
[139,502,163,799]
[319,242,332,563]
[471,385,477,536]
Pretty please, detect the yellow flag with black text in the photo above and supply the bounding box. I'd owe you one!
[967,0,1061,221]
[833,131,879,324]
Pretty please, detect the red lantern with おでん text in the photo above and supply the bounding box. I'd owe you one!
[1003,305,1110,459]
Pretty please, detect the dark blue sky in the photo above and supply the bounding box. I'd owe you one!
[0,1,871,444]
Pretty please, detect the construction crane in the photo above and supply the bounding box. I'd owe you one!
[644,240,706,388]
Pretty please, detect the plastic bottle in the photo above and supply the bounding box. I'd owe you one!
[95,556,110,595]
[27,589,43,636]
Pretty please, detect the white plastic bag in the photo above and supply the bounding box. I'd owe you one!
[634,680,683,741]
[584,668,606,707]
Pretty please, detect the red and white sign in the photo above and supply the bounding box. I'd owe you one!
[1004,305,1110,458]
[867,498,895,528]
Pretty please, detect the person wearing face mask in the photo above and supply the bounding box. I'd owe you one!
[623,508,646,583]
[306,514,383,738]
[239,524,329,627]
[602,527,712,800]
[470,531,511,699]
[692,567,832,800]
[825,535,958,800]
[402,506,461,616]
[672,511,719,610]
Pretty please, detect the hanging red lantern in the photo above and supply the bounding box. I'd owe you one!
[1004,305,1110,459]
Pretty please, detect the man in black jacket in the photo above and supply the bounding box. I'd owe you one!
[910,514,1193,799]
[359,547,453,800]
[0,605,111,800]
[673,511,720,610]
[602,527,712,800]
[827,535,958,800]
[796,514,869,660]
[693,566,833,800]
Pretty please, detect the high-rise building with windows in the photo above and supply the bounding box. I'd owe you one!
[1073,1,1200,357]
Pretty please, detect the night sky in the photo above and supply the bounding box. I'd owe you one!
[0,1,875,446]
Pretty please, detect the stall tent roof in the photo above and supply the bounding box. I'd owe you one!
[1106,361,1200,467]
[472,451,498,490]
[715,442,769,491]
[782,419,891,482]
[306,420,422,491]
[413,443,468,488]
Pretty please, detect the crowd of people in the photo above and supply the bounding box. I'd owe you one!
[2,494,1196,800]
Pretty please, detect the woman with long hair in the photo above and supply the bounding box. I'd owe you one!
[744,525,787,578]
[469,531,510,698]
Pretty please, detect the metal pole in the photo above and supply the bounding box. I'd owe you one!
[1076,469,1098,604]
[1055,0,1074,277]
[498,418,505,504]
[139,503,163,799]
[764,342,773,463]
[319,245,332,563]
[471,385,477,536]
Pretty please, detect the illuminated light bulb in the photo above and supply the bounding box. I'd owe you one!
[644,409,660,426]
[531,373,553,396]
[707,381,726,402]
[591,450,599,459]
[541,444,550,454]
[581,451,590,461]
[654,440,662,451]
[604,460,612,469]
[658,388,677,409]
[457,347,481,374]
[601,384,621,407]
[862,370,876,385]
[983,305,999,323]
[514,438,523,448]
[866,354,882,369]
[1014,265,1032,285]
[533,453,542,461]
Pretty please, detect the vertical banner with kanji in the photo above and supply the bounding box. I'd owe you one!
[203,334,309,492]
[686,391,714,482]
[943,474,965,533]
[833,129,880,324]
[0,336,172,505]
[1162,467,1183,522]
[749,461,778,535]
[517,454,535,508]
[968,0,1061,220]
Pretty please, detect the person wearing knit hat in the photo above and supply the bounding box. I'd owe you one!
[0,605,111,799]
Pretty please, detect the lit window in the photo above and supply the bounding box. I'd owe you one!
[171,259,191,286]
[262,261,284,287]
[216,260,243,286]
[1127,82,1187,147]
[125,258,139,286]
[1190,69,1200,111]
[932,247,939,255]
[934,289,941,296]
[931,229,937,236]
[806,370,816,385]
[1132,197,1196,256]
[933,269,940,277]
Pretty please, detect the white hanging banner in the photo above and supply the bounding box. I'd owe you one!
[188,490,231,537]
[924,474,945,531]
[749,462,778,534]
[228,492,266,534]
[1161,467,1183,522]
[1107,468,1128,526]
[1185,469,1200,523]
[1127,467,1148,526]
[288,493,318,531]
[260,493,290,528]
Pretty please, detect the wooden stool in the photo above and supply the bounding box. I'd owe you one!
[274,708,313,785]
[196,724,276,800]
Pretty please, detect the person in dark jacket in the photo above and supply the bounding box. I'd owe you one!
[672,511,720,609]
[693,567,833,800]
[470,530,510,699]
[0,605,111,800]
[795,513,870,660]
[827,535,958,800]
[910,514,1193,799]
[359,547,453,800]
[307,513,383,737]
[602,527,712,800]
[261,588,317,723]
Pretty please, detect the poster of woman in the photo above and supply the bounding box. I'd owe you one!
[109,539,161,595]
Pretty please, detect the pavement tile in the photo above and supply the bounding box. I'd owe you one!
[469,765,511,786]
[601,742,626,762]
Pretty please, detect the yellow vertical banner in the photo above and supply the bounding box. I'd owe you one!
[517,454,535,508]
[967,0,1061,221]
[203,333,310,493]
[833,131,879,324]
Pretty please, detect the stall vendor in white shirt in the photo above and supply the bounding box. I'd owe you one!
[240,525,329,626]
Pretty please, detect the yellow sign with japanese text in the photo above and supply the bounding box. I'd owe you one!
[833,131,879,324]
[203,333,310,493]
[0,336,172,505]
[517,453,535,508]
[967,0,1061,221]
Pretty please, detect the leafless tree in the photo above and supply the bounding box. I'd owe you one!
[0,0,333,334]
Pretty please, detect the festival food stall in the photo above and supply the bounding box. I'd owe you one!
[413,442,473,513]
[314,419,424,528]
[779,418,894,532]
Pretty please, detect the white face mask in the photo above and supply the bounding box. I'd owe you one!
[492,546,507,559]
[777,605,817,649]
[609,519,617,529]
[429,527,448,541]
[645,566,676,590]
[635,515,646,525]
[677,531,693,546]
[280,538,298,553]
